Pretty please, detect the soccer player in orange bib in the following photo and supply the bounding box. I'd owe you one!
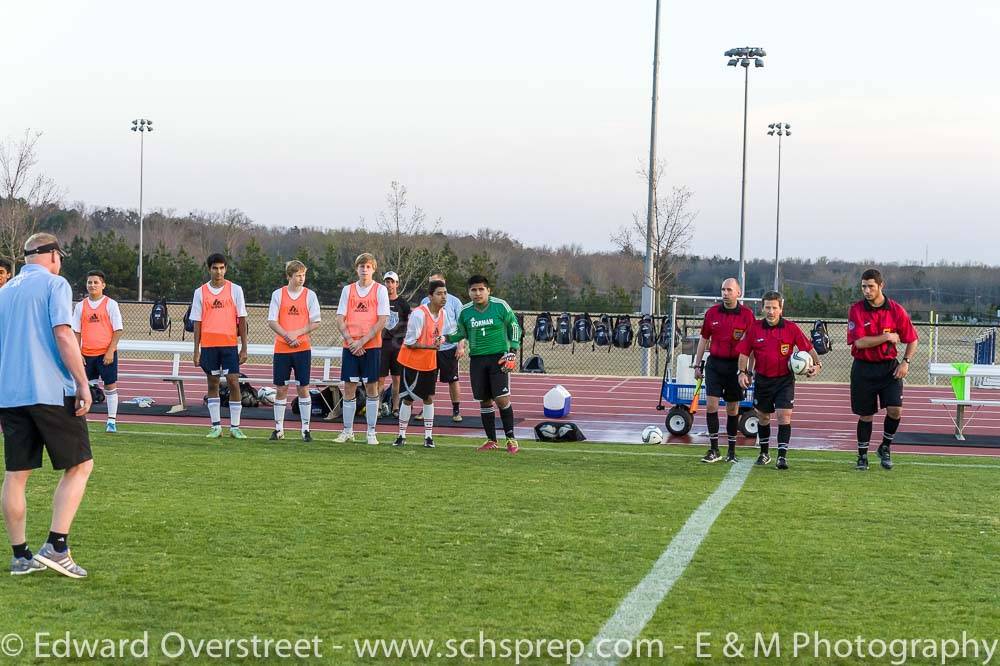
[267,260,322,442]
[190,253,250,440]
[72,270,124,433]
[393,280,452,449]
[335,253,389,445]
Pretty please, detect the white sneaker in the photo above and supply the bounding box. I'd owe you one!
[334,431,356,443]
[366,433,379,446]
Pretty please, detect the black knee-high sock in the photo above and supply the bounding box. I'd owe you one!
[882,416,900,448]
[480,407,497,442]
[499,404,516,439]
[857,419,873,456]
[758,423,771,454]
[706,411,720,449]
[726,414,739,455]
[777,424,791,458]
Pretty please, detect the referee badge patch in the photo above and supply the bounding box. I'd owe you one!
[732,328,745,340]
[780,343,791,356]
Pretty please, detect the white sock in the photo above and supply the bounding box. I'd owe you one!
[398,402,412,436]
[274,399,287,431]
[341,399,356,434]
[423,404,434,439]
[299,398,311,432]
[105,388,119,420]
[366,397,379,434]
[229,401,242,428]
[207,398,221,425]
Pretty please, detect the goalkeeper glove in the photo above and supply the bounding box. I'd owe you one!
[498,351,517,372]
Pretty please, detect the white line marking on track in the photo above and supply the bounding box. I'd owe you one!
[575,462,753,666]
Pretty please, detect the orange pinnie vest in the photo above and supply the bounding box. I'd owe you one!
[80,297,115,357]
[345,282,382,350]
[200,281,239,348]
[274,287,313,353]
[398,304,446,372]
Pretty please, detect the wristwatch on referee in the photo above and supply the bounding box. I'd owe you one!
[900,357,911,364]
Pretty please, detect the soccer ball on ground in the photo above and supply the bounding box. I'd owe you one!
[788,351,814,375]
[257,386,278,406]
[641,425,664,444]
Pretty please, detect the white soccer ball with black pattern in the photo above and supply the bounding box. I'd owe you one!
[788,350,814,375]
[641,425,663,444]
[257,386,277,405]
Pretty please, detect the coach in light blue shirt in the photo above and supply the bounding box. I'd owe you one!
[0,233,94,579]
[420,272,467,421]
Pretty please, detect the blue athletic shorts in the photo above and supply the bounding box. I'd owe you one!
[341,348,381,384]
[84,352,118,385]
[274,350,312,387]
[200,346,240,376]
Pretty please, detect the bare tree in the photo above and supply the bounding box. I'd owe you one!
[612,161,696,315]
[0,129,61,265]
[374,181,441,299]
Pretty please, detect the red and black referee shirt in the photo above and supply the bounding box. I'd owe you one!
[735,317,812,378]
[847,298,918,362]
[699,303,756,359]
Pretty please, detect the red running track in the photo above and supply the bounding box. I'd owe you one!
[99,359,1000,457]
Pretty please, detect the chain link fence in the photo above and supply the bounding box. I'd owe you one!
[114,302,995,386]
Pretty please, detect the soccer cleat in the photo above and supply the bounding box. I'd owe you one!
[206,425,223,439]
[333,431,356,443]
[506,439,519,455]
[229,427,248,440]
[424,437,435,449]
[856,454,869,471]
[477,440,499,452]
[301,431,312,443]
[877,445,893,470]
[725,451,739,463]
[701,449,722,463]
[393,435,406,447]
[268,429,284,441]
[776,456,789,470]
[105,420,117,433]
[34,543,87,579]
[366,433,379,446]
[10,555,46,576]
[754,452,771,466]
[452,412,463,423]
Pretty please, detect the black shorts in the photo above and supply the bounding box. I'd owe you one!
[850,359,903,416]
[84,352,118,385]
[705,356,743,403]
[1,396,93,472]
[437,347,460,384]
[379,342,402,378]
[470,353,510,402]
[753,373,795,413]
[399,365,437,402]
[200,346,240,376]
[274,349,311,387]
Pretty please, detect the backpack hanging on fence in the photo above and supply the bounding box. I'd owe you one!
[612,315,634,349]
[532,312,555,353]
[811,320,832,355]
[637,314,657,348]
[182,304,196,340]
[572,313,593,354]
[593,314,612,350]
[554,312,572,345]
[656,315,673,350]
[149,298,171,334]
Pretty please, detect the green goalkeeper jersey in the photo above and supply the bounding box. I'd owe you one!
[447,297,522,356]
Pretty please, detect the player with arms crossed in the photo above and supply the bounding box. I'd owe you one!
[736,291,821,470]
[191,253,250,440]
[848,268,918,471]
[446,275,522,454]
[267,260,322,442]
[72,270,124,433]
[393,280,452,449]
[335,253,389,445]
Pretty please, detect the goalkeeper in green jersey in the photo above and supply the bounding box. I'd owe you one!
[446,275,522,454]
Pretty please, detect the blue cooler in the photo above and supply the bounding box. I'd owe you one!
[543,384,572,418]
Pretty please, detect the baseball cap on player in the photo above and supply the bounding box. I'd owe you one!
[383,271,399,282]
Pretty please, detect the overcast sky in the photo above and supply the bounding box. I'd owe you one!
[2,1,998,264]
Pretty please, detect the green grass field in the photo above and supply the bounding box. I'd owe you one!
[2,424,997,664]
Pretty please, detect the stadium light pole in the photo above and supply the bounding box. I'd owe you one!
[724,47,766,296]
[131,118,153,301]
[767,122,790,291]
[640,0,662,376]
